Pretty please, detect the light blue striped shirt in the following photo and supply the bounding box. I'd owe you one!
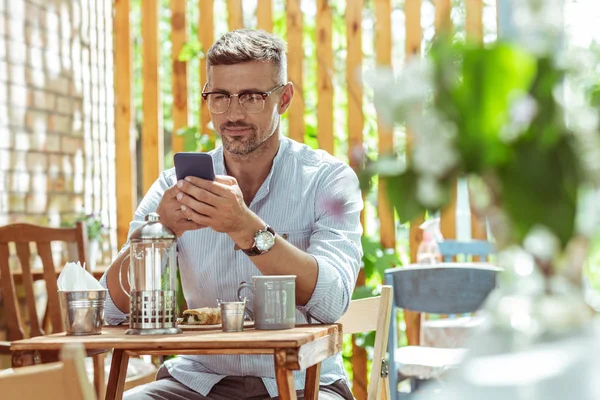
[100,136,364,397]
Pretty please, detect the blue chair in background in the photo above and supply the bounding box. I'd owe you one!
[385,264,500,398]
[437,240,496,262]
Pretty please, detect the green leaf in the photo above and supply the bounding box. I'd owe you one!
[384,172,426,223]
[178,41,204,62]
[176,126,199,152]
[352,285,376,300]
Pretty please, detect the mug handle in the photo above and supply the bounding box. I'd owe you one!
[237,282,254,321]
[118,255,131,299]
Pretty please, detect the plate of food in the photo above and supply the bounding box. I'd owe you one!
[177,307,254,330]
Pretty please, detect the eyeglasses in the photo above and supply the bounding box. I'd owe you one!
[201,83,286,114]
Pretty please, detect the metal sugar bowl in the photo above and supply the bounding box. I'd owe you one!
[125,212,181,335]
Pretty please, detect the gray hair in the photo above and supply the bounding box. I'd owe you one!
[206,29,287,84]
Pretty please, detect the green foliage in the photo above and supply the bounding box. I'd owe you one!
[61,213,106,243]
[368,35,594,258]
[178,41,204,62]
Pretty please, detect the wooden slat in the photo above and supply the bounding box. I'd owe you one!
[346,2,367,397]
[374,0,395,252]
[466,0,483,41]
[141,0,163,193]
[227,0,244,31]
[466,0,487,241]
[171,0,188,155]
[286,0,305,143]
[15,243,44,338]
[113,0,136,248]
[316,0,334,154]
[257,0,273,32]
[436,0,455,242]
[0,243,25,341]
[346,0,363,170]
[434,0,452,35]
[199,0,215,141]
[405,0,423,347]
[38,242,62,332]
[440,180,458,239]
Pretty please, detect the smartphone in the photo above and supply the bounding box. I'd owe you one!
[174,152,216,182]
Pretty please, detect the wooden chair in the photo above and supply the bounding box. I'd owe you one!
[0,223,106,393]
[437,240,495,262]
[0,343,96,400]
[385,264,500,398]
[337,285,393,400]
[0,222,157,398]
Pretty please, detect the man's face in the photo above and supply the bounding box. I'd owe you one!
[206,61,290,156]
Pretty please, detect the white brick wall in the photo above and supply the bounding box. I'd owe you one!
[0,0,116,260]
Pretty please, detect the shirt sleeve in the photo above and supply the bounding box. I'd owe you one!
[302,162,364,323]
[100,169,177,325]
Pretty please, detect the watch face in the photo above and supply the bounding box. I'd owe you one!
[255,231,275,251]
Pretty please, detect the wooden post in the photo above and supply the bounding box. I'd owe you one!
[374,0,395,253]
[434,0,452,35]
[141,0,163,193]
[227,0,244,31]
[171,0,188,155]
[347,2,366,396]
[404,0,423,347]
[466,0,487,240]
[113,0,136,248]
[316,0,334,154]
[199,0,214,140]
[286,0,305,143]
[257,0,273,32]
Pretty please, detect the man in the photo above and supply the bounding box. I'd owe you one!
[100,29,363,400]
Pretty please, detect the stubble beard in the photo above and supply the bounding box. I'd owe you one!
[220,124,276,156]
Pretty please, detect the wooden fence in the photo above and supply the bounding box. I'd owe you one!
[112,0,492,397]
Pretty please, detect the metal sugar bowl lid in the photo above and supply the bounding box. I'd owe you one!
[130,212,176,243]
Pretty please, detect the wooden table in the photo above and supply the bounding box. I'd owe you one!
[10,264,108,284]
[11,324,342,400]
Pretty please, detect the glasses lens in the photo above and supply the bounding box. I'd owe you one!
[240,93,265,113]
[207,94,229,113]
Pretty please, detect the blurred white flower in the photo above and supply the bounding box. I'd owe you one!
[501,94,538,143]
[417,175,445,208]
[411,112,459,177]
[368,59,432,127]
[512,0,564,57]
[523,225,560,262]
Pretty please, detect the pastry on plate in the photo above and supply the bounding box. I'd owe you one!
[181,307,221,325]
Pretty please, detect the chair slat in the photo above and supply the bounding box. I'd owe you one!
[15,242,44,337]
[38,242,63,332]
[0,243,25,341]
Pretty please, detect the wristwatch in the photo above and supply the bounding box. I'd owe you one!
[242,225,276,256]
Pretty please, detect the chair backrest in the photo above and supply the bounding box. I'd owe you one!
[0,222,88,341]
[437,240,496,262]
[337,285,393,400]
[385,264,499,396]
[384,264,499,315]
[0,343,96,400]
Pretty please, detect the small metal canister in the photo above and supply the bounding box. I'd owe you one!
[125,212,181,335]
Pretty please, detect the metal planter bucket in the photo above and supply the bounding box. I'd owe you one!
[58,290,107,335]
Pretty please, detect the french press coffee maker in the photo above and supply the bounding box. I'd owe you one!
[123,212,181,335]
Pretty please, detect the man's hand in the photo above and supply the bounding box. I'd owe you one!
[156,184,204,237]
[176,175,263,246]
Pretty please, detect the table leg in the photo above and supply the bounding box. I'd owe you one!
[105,349,129,400]
[304,362,321,400]
[93,352,107,399]
[274,350,297,400]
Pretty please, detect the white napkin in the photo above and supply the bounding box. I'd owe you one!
[57,261,105,291]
